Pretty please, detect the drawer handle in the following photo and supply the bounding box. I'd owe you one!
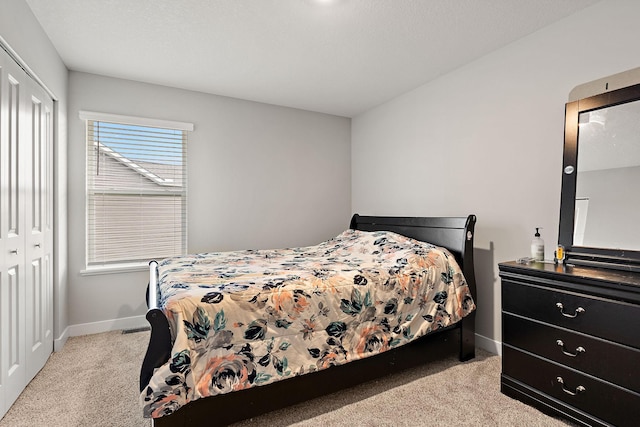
[556,376,586,396]
[556,340,586,357]
[556,302,585,318]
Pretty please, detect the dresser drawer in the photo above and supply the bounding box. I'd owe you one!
[503,346,640,427]
[503,313,640,393]
[502,279,640,348]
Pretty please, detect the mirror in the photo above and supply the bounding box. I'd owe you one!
[559,82,640,270]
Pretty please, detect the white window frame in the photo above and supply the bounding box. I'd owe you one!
[80,111,193,274]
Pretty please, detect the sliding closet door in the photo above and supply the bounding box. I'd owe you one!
[0,46,54,419]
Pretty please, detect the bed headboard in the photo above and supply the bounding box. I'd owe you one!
[350,214,477,301]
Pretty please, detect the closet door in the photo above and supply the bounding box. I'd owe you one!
[24,76,53,383]
[0,48,28,419]
[0,46,54,419]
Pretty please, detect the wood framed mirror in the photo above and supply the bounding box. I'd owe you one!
[559,81,640,271]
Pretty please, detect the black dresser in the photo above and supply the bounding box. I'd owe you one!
[499,261,640,427]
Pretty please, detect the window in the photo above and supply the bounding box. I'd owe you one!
[80,111,193,269]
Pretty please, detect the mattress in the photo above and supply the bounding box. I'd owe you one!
[141,229,476,418]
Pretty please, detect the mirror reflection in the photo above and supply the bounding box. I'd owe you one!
[575,99,640,250]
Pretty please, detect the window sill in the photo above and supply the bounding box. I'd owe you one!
[80,263,150,276]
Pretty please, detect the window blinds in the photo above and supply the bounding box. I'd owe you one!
[83,112,191,267]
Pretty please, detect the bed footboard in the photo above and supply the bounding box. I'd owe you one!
[140,261,172,392]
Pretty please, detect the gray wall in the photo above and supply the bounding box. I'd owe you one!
[7,0,638,350]
[67,71,351,329]
[0,0,69,347]
[351,0,640,350]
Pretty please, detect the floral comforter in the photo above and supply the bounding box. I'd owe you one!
[141,229,476,418]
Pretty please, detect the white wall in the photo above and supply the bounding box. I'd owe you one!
[352,0,640,349]
[67,71,351,331]
[0,0,69,348]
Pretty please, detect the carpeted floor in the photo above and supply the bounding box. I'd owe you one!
[0,330,573,427]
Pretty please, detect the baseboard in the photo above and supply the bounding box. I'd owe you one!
[66,314,148,340]
[54,326,70,352]
[476,333,501,356]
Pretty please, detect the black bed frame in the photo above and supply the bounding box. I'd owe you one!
[141,214,477,426]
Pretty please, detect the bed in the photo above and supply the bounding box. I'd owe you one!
[140,214,477,426]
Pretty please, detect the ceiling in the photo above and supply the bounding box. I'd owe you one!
[26,0,600,117]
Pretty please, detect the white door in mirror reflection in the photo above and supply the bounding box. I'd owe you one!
[574,198,589,246]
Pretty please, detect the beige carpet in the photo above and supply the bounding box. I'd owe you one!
[0,330,572,427]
